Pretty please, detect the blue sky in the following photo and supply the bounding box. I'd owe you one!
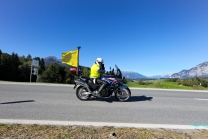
[0,0,208,76]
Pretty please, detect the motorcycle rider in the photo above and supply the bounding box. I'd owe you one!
[90,58,108,97]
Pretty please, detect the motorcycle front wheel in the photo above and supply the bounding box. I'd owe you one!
[115,88,131,102]
[76,86,91,101]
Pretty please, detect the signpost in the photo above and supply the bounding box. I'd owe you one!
[30,59,39,83]
[32,59,39,67]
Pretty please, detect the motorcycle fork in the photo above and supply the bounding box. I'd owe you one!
[113,85,121,94]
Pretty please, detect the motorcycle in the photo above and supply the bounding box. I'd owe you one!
[72,64,131,102]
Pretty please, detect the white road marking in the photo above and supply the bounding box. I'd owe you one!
[0,119,207,130]
[179,98,192,100]
[131,87,208,92]
[194,98,208,101]
[179,98,208,101]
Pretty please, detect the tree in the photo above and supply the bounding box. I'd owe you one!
[58,65,66,83]
[26,54,32,62]
[17,55,31,82]
[19,61,31,82]
[0,50,77,84]
[0,53,12,80]
[0,49,2,63]
[39,58,45,75]
[40,63,62,83]
[11,52,20,81]
[64,66,76,84]
[19,55,26,63]
[0,49,2,79]
[82,67,90,77]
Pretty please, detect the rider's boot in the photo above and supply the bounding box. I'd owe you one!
[93,91,100,97]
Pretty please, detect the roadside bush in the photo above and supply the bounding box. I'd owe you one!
[177,79,183,85]
[182,79,195,87]
[138,80,153,85]
[65,78,74,84]
[193,85,204,90]
[155,82,163,88]
[179,78,208,88]
[200,79,208,87]
[166,78,179,82]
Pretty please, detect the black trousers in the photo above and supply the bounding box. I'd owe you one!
[91,78,108,93]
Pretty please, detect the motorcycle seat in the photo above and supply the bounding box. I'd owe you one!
[80,76,90,82]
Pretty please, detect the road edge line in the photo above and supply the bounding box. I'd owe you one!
[0,119,207,130]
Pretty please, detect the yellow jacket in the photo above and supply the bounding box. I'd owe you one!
[90,63,100,78]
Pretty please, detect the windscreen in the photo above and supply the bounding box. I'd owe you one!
[115,64,122,78]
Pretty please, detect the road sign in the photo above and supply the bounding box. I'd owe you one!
[33,67,38,75]
[32,59,39,67]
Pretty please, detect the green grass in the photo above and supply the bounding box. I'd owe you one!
[0,124,208,139]
[125,80,208,90]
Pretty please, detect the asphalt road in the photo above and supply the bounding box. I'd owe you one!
[1,81,208,127]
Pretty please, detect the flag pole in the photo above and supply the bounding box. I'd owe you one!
[77,46,81,77]
[30,59,32,83]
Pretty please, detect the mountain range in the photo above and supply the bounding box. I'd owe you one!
[170,61,208,79]
[120,71,148,79]
[44,56,208,79]
[148,73,173,79]
[44,56,66,66]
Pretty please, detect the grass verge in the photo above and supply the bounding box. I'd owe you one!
[0,124,208,139]
[125,81,208,90]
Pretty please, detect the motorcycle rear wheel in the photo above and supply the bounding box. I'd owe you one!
[76,86,91,100]
[115,88,131,102]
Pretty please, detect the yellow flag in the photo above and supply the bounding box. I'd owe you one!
[62,50,78,67]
